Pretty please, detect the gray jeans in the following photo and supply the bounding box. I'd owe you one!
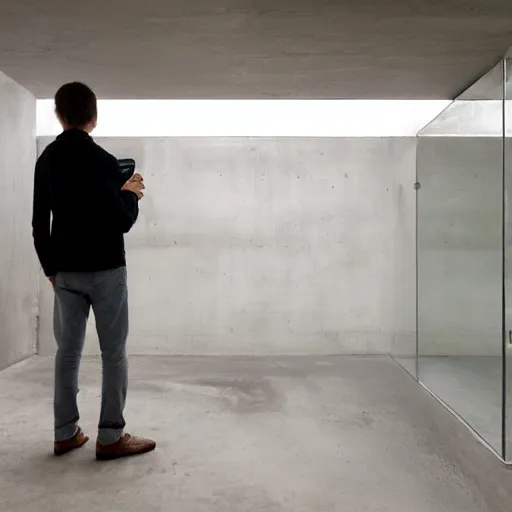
[53,267,128,445]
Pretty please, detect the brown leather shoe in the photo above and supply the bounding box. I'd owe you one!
[96,434,156,461]
[54,427,89,456]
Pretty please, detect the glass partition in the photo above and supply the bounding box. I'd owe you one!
[504,57,512,461]
[417,62,505,456]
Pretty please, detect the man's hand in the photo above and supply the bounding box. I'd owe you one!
[49,276,56,287]
[121,173,145,200]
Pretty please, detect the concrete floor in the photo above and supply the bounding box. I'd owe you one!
[419,356,502,453]
[1,355,512,512]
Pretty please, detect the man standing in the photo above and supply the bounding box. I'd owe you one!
[32,82,156,460]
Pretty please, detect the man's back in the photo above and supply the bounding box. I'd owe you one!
[32,129,139,277]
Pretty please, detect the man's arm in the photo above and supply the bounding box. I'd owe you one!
[98,156,140,234]
[32,155,56,277]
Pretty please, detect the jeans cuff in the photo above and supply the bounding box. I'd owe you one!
[97,428,123,446]
[55,424,78,443]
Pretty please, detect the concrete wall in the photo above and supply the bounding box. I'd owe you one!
[0,72,38,370]
[37,137,417,357]
[417,137,503,357]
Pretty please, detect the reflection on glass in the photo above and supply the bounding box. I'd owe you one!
[417,62,504,455]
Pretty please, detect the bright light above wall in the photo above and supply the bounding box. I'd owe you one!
[37,99,450,137]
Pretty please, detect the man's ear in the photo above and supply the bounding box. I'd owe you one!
[55,109,65,127]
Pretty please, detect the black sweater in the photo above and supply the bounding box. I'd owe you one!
[32,129,139,277]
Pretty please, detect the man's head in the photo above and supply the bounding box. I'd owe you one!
[55,82,97,133]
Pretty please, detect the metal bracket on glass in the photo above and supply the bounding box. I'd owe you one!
[414,182,421,190]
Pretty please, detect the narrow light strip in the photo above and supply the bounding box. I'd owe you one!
[37,99,450,137]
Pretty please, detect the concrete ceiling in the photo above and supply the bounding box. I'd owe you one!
[457,60,505,101]
[0,0,511,100]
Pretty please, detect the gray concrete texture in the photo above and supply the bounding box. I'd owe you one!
[457,60,505,101]
[1,0,512,99]
[36,137,417,358]
[1,355,512,511]
[0,71,38,370]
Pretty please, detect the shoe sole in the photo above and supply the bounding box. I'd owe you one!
[95,444,156,461]
[54,437,90,456]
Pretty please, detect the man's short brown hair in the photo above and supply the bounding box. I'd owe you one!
[55,82,97,128]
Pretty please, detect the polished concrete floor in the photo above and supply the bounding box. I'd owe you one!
[419,356,502,453]
[1,355,511,512]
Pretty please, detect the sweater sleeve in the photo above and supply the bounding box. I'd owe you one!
[32,155,56,277]
[97,157,139,234]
